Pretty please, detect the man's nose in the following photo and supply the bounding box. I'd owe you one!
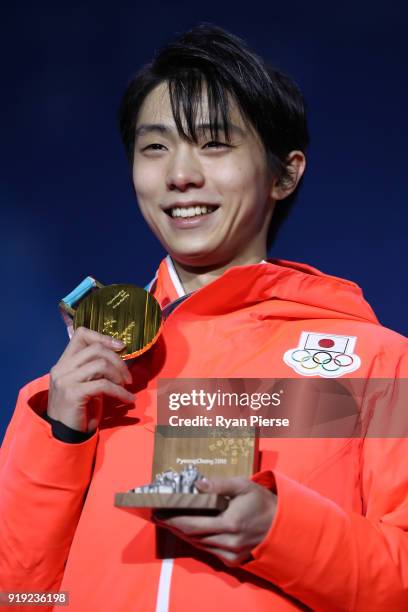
[166,147,205,191]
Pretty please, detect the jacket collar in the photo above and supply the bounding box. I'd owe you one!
[148,255,379,324]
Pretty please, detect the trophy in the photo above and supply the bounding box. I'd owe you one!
[115,423,258,513]
[60,277,258,514]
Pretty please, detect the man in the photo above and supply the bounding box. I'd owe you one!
[1,24,407,611]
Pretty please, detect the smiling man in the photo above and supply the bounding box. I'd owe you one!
[1,24,408,612]
[131,81,304,288]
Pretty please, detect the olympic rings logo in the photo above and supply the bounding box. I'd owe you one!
[291,349,354,372]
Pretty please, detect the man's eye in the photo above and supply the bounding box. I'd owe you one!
[143,143,166,151]
[203,141,230,149]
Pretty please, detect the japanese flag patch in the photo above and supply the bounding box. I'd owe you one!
[283,331,361,378]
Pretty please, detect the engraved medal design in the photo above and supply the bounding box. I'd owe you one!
[73,284,162,360]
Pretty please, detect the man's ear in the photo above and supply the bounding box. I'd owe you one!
[270,151,306,201]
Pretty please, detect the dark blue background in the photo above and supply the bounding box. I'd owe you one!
[1,1,407,440]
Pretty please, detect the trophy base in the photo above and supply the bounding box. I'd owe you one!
[114,492,229,511]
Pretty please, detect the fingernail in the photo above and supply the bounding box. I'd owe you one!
[196,478,211,491]
[111,338,125,349]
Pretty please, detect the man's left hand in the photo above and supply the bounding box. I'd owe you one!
[153,477,277,567]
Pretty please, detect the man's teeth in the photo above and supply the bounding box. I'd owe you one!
[169,205,216,218]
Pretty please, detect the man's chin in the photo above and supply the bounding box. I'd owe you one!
[169,248,224,269]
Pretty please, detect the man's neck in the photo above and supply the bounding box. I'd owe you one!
[171,252,267,294]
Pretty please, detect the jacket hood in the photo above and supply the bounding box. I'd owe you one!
[149,255,379,325]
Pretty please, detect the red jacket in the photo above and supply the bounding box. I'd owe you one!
[1,257,408,611]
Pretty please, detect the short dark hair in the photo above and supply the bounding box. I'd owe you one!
[119,23,309,248]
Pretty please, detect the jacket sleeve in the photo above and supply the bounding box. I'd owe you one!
[0,378,98,593]
[246,371,408,610]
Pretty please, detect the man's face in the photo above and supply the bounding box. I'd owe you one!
[132,82,276,267]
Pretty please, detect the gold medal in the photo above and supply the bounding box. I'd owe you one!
[73,284,162,360]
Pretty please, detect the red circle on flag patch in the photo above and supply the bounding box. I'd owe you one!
[318,338,335,348]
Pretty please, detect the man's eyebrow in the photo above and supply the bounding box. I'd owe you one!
[196,122,245,136]
[134,122,245,139]
[135,124,171,138]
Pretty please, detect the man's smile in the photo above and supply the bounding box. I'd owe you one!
[164,204,220,229]
[165,204,219,218]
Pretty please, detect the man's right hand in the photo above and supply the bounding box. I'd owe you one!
[47,327,134,434]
